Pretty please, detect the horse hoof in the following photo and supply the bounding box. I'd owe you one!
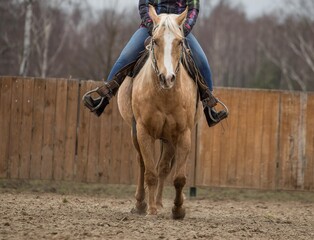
[156,202,164,210]
[130,207,146,215]
[172,206,185,220]
[147,207,158,216]
[130,202,147,215]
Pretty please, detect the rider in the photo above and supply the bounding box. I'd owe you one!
[83,0,228,127]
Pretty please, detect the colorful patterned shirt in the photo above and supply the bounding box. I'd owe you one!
[139,0,200,36]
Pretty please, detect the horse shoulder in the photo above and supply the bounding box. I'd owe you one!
[181,75,200,125]
[117,76,133,126]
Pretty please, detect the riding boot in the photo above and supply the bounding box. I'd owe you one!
[82,49,151,117]
[82,59,139,116]
[82,70,129,117]
[200,88,229,127]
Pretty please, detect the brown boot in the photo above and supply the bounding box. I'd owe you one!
[82,80,120,117]
[201,90,229,127]
[82,57,142,116]
[204,106,228,127]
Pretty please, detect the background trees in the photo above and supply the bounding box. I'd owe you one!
[0,0,313,91]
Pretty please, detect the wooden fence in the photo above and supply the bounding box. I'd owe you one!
[0,76,313,191]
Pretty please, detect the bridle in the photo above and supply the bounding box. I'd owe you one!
[149,34,184,78]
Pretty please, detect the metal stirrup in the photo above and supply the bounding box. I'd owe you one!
[207,98,229,123]
[82,88,106,112]
[217,98,229,114]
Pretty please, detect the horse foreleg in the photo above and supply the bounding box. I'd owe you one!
[156,141,175,209]
[131,123,147,215]
[172,130,191,220]
[132,153,147,214]
[137,125,158,215]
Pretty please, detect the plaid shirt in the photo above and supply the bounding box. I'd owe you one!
[139,0,200,36]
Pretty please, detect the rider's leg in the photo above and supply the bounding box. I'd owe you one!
[185,33,228,127]
[83,27,149,116]
[185,33,213,91]
[107,27,150,81]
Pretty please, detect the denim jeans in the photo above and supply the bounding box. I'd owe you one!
[107,27,213,91]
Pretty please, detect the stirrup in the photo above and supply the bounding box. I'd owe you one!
[82,88,110,117]
[205,98,229,123]
[203,98,229,127]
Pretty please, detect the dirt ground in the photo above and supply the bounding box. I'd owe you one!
[0,182,313,240]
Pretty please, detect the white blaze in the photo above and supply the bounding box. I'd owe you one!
[163,30,175,77]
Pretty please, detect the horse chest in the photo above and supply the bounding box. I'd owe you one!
[136,104,189,140]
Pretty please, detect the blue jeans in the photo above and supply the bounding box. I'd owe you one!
[107,27,213,91]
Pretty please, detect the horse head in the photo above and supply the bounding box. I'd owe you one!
[149,5,188,90]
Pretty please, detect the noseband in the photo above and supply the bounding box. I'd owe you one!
[149,37,184,78]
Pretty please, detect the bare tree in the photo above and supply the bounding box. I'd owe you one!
[19,0,33,76]
[71,6,138,80]
[30,0,76,77]
[261,0,314,91]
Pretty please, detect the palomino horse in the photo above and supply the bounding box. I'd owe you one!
[117,6,200,219]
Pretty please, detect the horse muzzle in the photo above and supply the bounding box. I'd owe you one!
[159,73,176,89]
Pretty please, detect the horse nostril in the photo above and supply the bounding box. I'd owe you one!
[166,74,176,83]
[171,74,176,83]
[159,74,166,83]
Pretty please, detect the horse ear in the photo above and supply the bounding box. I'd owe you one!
[176,7,188,26]
[149,4,160,25]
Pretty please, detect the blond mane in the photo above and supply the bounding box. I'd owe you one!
[153,14,184,39]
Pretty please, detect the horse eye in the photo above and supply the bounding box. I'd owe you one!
[153,39,160,46]
[176,40,183,46]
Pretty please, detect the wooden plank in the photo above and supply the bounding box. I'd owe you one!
[9,77,23,179]
[234,89,249,187]
[277,92,301,190]
[53,79,68,180]
[260,91,280,190]
[118,120,129,185]
[296,93,307,189]
[243,90,256,188]
[304,93,314,190]
[29,78,45,179]
[109,98,123,184]
[41,79,57,180]
[76,80,91,182]
[208,119,220,187]
[195,103,215,186]
[98,97,114,184]
[195,109,210,186]
[63,79,79,181]
[209,88,228,187]
[0,77,12,178]
[19,78,34,179]
[220,88,239,187]
[243,90,261,188]
[86,81,102,183]
[251,90,265,188]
